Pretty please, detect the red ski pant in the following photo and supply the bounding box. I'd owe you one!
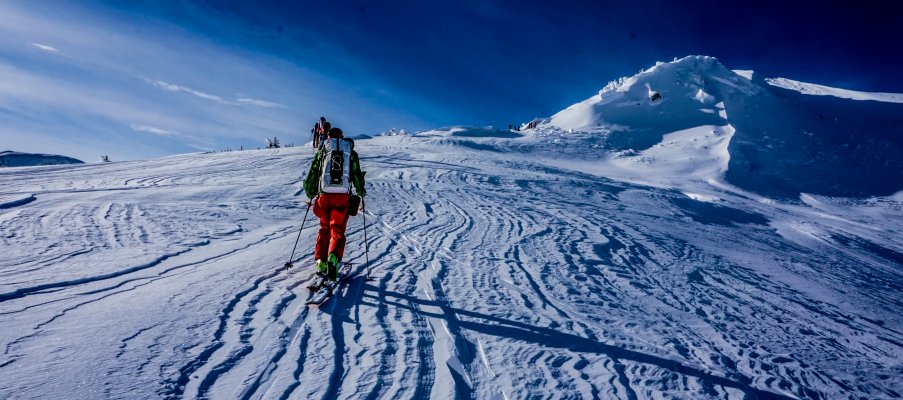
[313,193,351,263]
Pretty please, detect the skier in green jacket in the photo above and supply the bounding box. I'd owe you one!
[303,127,366,281]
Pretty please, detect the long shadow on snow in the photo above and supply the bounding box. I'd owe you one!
[830,233,903,267]
[670,197,769,227]
[346,221,440,400]
[358,285,803,400]
[0,194,36,209]
[317,270,365,400]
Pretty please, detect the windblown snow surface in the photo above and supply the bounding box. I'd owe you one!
[2,57,902,399]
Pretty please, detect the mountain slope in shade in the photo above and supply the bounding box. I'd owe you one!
[0,151,85,167]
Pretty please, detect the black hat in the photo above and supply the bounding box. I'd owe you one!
[328,127,343,138]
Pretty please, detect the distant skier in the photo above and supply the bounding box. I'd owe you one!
[310,117,331,149]
[303,127,366,281]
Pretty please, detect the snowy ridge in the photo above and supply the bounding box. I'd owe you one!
[549,56,758,132]
[1,136,902,399]
[732,70,754,80]
[534,55,903,198]
[766,77,903,103]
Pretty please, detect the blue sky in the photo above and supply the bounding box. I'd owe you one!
[1,0,900,161]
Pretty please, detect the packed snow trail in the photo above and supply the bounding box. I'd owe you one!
[1,137,901,399]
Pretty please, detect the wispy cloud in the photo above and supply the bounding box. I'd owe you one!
[30,42,58,52]
[130,124,178,136]
[237,97,285,108]
[149,79,230,104]
[147,78,285,108]
[129,123,216,152]
[0,1,428,161]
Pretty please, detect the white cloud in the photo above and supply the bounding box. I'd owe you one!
[148,80,283,108]
[237,97,285,108]
[30,42,58,52]
[130,124,178,136]
[0,2,427,161]
[149,79,230,104]
[129,123,217,153]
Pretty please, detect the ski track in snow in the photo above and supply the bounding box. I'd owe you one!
[1,141,901,399]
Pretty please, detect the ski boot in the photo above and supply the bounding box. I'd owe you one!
[327,253,340,281]
[308,260,328,290]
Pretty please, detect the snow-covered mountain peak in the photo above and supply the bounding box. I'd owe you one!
[599,55,750,94]
[536,55,903,199]
[550,55,758,132]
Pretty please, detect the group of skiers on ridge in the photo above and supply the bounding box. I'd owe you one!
[299,117,366,283]
[310,117,331,149]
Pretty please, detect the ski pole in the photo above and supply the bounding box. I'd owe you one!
[363,197,372,280]
[284,199,313,269]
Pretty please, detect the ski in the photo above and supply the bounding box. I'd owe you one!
[307,273,327,291]
[306,262,353,306]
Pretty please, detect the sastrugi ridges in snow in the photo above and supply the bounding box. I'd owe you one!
[1,56,902,399]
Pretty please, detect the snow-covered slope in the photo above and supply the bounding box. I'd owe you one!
[1,136,901,399]
[538,56,903,198]
[765,77,903,103]
[0,151,84,167]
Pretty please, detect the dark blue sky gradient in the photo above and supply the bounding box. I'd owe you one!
[80,0,903,130]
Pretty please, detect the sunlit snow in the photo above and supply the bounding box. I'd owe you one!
[1,56,901,399]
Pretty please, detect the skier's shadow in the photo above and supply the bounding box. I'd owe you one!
[354,283,799,400]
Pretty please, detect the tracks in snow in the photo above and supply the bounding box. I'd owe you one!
[2,145,901,399]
